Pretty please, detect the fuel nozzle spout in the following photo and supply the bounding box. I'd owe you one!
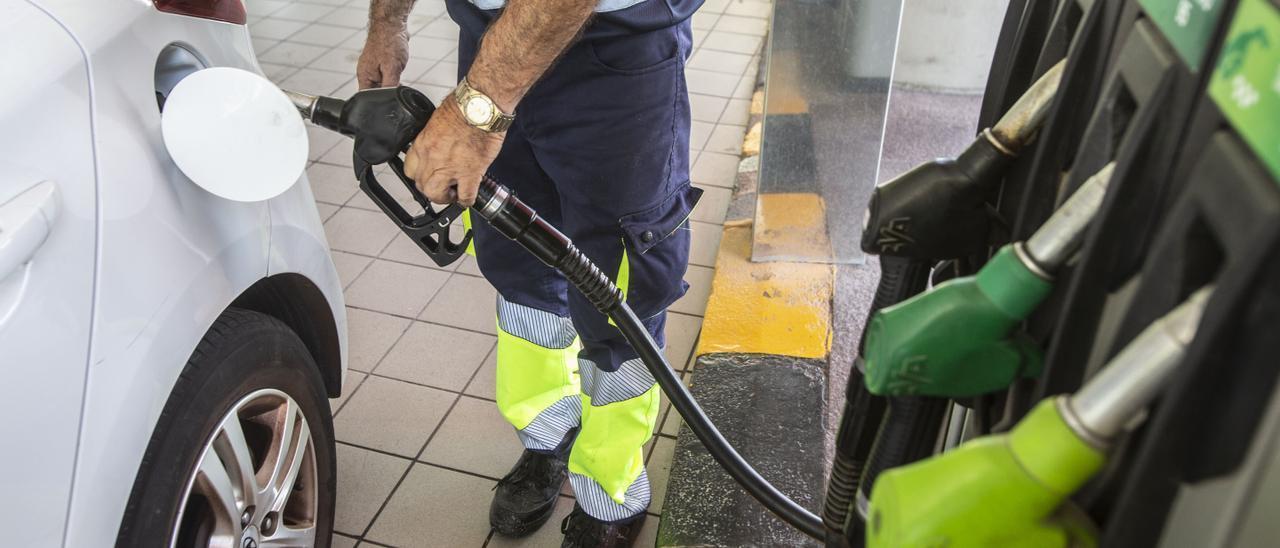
[862,60,1067,259]
[281,86,435,166]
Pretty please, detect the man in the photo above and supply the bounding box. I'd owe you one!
[357,0,702,544]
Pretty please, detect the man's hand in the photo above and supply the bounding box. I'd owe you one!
[357,27,410,89]
[402,100,505,206]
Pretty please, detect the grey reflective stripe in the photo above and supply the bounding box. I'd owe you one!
[496,295,577,349]
[579,356,657,406]
[569,469,651,522]
[467,0,647,13]
[516,395,582,451]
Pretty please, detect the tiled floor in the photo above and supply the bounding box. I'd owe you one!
[248,0,766,545]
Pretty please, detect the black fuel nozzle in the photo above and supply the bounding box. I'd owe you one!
[287,87,471,267]
[861,60,1065,260]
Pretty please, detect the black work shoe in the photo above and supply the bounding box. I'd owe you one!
[490,435,574,537]
[559,504,646,548]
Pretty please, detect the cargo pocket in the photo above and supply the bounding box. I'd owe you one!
[617,183,703,319]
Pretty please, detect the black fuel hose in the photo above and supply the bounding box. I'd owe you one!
[472,177,826,540]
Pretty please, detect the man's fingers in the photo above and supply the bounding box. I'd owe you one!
[454,176,480,207]
[419,172,459,204]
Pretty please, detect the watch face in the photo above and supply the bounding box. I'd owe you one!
[463,95,493,125]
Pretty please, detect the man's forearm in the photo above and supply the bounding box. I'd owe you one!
[467,0,597,113]
[369,0,417,32]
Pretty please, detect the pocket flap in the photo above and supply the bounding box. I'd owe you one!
[619,183,703,254]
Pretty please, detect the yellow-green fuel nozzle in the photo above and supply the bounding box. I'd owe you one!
[865,287,1213,548]
[862,162,1116,398]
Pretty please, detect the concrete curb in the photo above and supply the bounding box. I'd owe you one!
[657,55,832,546]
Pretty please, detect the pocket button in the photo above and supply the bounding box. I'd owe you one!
[641,230,655,243]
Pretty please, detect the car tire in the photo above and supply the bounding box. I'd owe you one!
[117,308,336,548]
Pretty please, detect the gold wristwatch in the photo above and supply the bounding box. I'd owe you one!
[453,77,514,133]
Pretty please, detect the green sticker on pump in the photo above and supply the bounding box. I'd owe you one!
[1209,0,1280,182]
[1140,0,1228,70]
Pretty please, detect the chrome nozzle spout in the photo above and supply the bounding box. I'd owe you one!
[1024,161,1116,271]
[989,60,1066,152]
[1064,286,1214,444]
[283,89,319,121]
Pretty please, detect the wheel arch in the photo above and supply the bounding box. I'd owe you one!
[231,273,343,398]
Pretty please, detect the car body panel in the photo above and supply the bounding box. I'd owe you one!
[12,1,347,544]
[0,2,97,545]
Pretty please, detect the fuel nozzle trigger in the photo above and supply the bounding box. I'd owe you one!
[295,86,471,267]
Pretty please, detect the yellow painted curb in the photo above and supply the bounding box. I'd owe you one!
[752,192,834,263]
[696,218,834,360]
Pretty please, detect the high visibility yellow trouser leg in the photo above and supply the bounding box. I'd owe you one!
[568,355,661,522]
[495,295,582,452]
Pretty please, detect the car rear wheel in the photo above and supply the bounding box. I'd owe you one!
[118,308,336,548]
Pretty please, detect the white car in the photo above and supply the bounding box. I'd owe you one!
[1,1,347,546]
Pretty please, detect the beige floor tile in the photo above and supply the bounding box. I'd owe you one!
[715,14,769,36]
[330,533,358,548]
[488,496,576,548]
[271,2,338,22]
[690,184,731,224]
[407,35,459,61]
[306,124,346,161]
[308,46,362,74]
[455,255,484,276]
[463,348,497,401]
[416,16,460,39]
[329,251,372,290]
[686,69,739,98]
[290,22,360,46]
[689,120,714,150]
[259,41,330,67]
[701,30,764,55]
[334,443,412,535]
[689,49,755,75]
[345,260,450,317]
[319,138,355,168]
[246,0,288,17]
[688,220,723,268]
[705,124,747,156]
[281,67,353,96]
[663,312,703,371]
[418,274,499,334]
[330,370,368,414]
[317,7,370,28]
[334,376,456,457]
[251,18,307,40]
[323,206,400,255]
[316,202,340,223]
[719,97,752,126]
[252,37,281,55]
[725,0,774,19]
[416,60,460,87]
[702,0,731,11]
[378,232,459,271]
[647,437,677,514]
[421,396,524,478]
[365,464,496,546]
[733,74,756,99]
[307,163,361,205]
[661,404,682,437]
[670,265,713,316]
[345,307,411,372]
[375,322,495,391]
[691,11,720,30]
[691,152,740,189]
[689,93,729,123]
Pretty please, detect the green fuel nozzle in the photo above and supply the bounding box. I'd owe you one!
[862,61,1064,258]
[863,162,1115,397]
[865,287,1212,548]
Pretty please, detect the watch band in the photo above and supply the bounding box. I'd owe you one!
[454,78,515,133]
